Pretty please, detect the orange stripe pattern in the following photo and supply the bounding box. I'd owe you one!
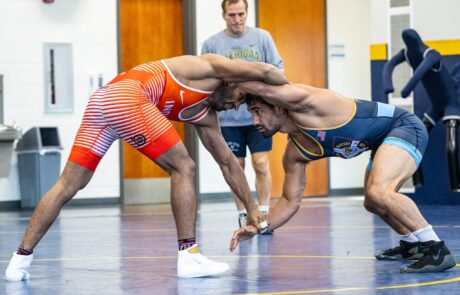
[69,60,213,171]
[70,63,176,171]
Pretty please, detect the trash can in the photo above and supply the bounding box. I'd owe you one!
[16,127,63,209]
[0,124,22,177]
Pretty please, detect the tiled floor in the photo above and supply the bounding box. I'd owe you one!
[1,197,459,294]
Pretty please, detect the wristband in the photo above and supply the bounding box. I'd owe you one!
[259,221,269,233]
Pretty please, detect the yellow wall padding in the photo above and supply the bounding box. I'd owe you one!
[370,44,387,61]
[425,39,460,56]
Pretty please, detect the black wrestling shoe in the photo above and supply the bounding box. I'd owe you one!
[238,213,247,228]
[375,240,423,261]
[400,240,456,273]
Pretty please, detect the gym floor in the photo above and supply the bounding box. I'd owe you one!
[1,197,459,294]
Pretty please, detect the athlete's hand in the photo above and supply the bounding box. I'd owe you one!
[229,225,258,252]
[246,208,268,232]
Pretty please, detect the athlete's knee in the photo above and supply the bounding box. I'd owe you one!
[363,184,390,214]
[56,170,91,202]
[183,158,196,176]
[252,153,270,175]
[62,174,90,195]
[172,157,196,179]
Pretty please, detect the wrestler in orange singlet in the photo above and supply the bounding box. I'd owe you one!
[5,54,288,280]
[69,60,215,171]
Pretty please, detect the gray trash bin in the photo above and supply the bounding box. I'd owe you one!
[16,127,63,209]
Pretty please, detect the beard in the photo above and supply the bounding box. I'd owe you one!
[261,130,276,138]
[256,126,276,138]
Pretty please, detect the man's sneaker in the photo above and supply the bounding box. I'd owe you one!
[400,240,456,273]
[238,213,247,228]
[375,240,423,261]
[177,244,229,278]
[5,252,33,281]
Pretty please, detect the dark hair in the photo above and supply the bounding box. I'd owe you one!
[245,94,271,107]
[221,0,248,13]
[216,81,238,98]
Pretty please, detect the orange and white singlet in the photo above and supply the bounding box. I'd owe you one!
[68,60,213,171]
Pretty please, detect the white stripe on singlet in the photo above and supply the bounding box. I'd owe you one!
[133,62,166,104]
[73,77,172,157]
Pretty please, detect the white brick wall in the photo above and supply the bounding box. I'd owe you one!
[0,0,119,201]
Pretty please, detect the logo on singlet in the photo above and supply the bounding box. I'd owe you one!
[132,134,146,147]
[333,138,368,159]
[162,101,175,117]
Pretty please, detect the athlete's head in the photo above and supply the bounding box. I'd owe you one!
[208,82,246,112]
[246,94,287,138]
[222,0,248,36]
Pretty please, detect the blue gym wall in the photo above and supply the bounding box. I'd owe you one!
[370,42,460,204]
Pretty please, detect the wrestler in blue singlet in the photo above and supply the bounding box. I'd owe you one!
[289,99,428,167]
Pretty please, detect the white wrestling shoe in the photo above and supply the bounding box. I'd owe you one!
[5,252,33,281]
[177,244,229,278]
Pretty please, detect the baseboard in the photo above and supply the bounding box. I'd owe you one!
[67,197,120,206]
[0,197,120,211]
[0,200,20,211]
[199,192,233,203]
[198,189,364,202]
[328,188,364,197]
[199,191,259,203]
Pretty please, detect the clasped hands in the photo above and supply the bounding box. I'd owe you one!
[229,209,269,252]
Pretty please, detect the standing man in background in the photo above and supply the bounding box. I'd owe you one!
[201,0,284,229]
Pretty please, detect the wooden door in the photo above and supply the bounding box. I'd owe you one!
[259,0,328,197]
[119,0,184,180]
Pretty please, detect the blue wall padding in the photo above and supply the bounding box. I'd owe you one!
[371,60,388,104]
[408,121,460,204]
[371,54,460,205]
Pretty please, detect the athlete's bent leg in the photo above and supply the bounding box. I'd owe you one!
[364,144,455,272]
[364,145,428,233]
[364,166,424,261]
[5,162,94,281]
[154,142,197,240]
[154,142,229,278]
[363,167,412,235]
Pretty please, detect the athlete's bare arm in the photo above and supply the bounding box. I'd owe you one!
[240,81,356,129]
[237,81,314,111]
[266,142,307,229]
[164,55,288,89]
[203,54,288,84]
[230,141,307,251]
[193,110,266,230]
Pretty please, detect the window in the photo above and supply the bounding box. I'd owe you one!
[390,0,410,8]
[387,0,413,110]
[43,43,74,113]
[388,0,415,191]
